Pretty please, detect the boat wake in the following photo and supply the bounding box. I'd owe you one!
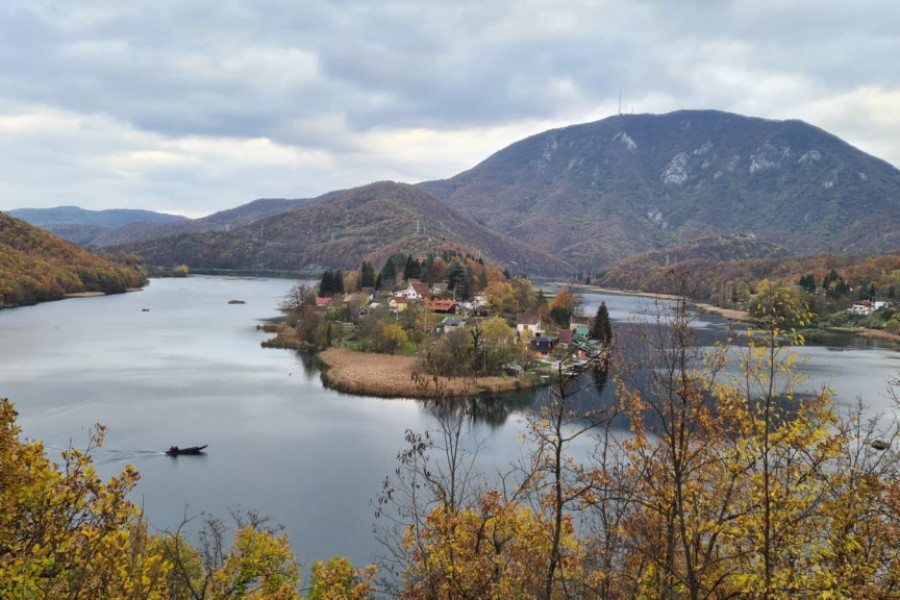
[93,449,170,464]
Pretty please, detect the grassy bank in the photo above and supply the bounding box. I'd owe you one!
[258,323,306,350]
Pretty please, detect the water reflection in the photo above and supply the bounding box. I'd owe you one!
[296,347,322,381]
[421,390,534,428]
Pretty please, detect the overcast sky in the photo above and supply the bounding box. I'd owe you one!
[1,1,898,217]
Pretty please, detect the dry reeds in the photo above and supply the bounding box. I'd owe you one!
[318,348,534,398]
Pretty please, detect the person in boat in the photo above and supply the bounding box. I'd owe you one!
[169,445,179,454]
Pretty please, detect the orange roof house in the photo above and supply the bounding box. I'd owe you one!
[430,299,459,314]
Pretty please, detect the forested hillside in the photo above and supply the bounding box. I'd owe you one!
[7,206,187,228]
[595,236,900,321]
[0,212,146,307]
[421,110,900,269]
[108,181,571,276]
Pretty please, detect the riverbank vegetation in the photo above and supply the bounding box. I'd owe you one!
[591,244,900,340]
[317,347,530,398]
[270,250,613,397]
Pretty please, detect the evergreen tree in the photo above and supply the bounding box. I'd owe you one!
[446,260,466,292]
[318,270,331,297]
[589,301,613,344]
[359,261,376,289]
[381,257,397,283]
[421,255,435,285]
[859,278,871,300]
[319,269,344,297]
[535,289,548,312]
[404,254,421,281]
[798,274,817,294]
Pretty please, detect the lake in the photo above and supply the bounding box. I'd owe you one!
[2,276,899,570]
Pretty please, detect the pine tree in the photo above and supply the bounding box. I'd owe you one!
[404,254,421,281]
[589,301,613,344]
[380,258,397,283]
[446,260,466,292]
[359,261,376,289]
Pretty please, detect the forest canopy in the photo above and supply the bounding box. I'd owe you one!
[0,213,146,307]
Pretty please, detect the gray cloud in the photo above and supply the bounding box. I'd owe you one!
[0,0,898,216]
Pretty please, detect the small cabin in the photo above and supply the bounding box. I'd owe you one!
[530,335,554,355]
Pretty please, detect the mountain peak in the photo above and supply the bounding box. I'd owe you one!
[420,110,900,269]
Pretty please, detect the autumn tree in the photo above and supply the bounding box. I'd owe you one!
[748,279,807,330]
[0,400,169,599]
[606,271,856,600]
[548,286,580,328]
[810,401,900,597]
[379,323,408,355]
[517,351,614,599]
[613,297,744,600]
[307,556,376,600]
[280,281,314,315]
[721,285,842,599]
[375,375,486,597]
[343,271,360,295]
[484,280,521,316]
[0,397,377,600]
[417,328,473,377]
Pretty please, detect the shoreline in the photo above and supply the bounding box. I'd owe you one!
[317,347,539,399]
[63,287,143,299]
[830,326,900,343]
[691,302,750,321]
[567,282,752,321]
[268,286,898,399]
[565,282,899,342]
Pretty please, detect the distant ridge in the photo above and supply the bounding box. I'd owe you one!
[10,199,323,247]
[107,181,571,276]
[8,206,187,228]
[47,109,900,276]
[88,197,320,247]
[420,109,900,270]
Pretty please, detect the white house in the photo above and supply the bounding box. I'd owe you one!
[402,279,430,301]
[516,313,543,337]
[850,299,890,316]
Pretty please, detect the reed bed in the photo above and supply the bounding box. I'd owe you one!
[318,347,533,398]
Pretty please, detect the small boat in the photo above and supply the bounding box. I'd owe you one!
[166,444,208,456]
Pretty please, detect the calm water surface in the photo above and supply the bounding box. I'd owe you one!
[1,276,898,568]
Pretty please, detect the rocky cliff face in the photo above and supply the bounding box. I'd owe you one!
[421,110,900,269]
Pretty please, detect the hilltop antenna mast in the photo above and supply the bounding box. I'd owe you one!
[618,90,622,116]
